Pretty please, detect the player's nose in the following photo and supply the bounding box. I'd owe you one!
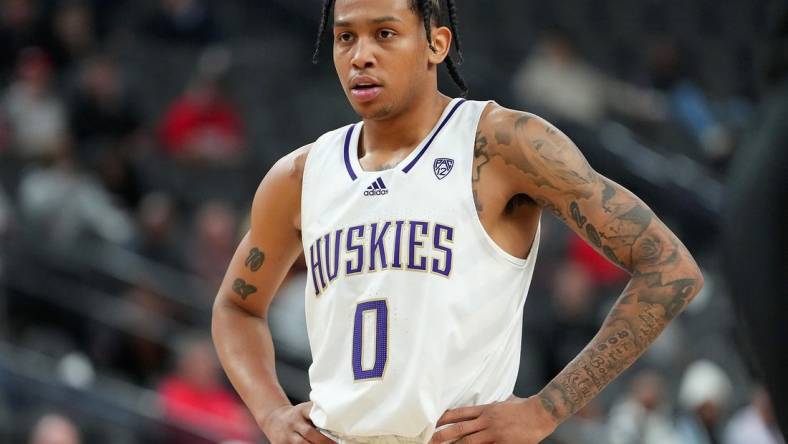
[350,38,376,70]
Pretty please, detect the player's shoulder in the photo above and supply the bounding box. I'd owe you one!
[478,100,553,139]
[474,101,576,189]
[267,143,313,188]
[277,122,356,174]
[265,122,355,187]
[249,143,314,231]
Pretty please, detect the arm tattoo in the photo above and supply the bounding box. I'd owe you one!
[601,181,616,213]
[472,131,491,212]
[586,224,603,248]
[232,278,258,300]
[538,263,700,422]
[535,191,701,423]
[569,202,587,229]
[495,128,512,145]
[534,197,567,223]
[473,108,703,424]
[244,247,265,271]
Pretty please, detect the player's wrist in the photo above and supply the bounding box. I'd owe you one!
[528,393,561,432]
[257,402,293,432]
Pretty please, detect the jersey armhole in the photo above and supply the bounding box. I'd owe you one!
[463,100,540,269]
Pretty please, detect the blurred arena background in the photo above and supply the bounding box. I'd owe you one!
[0,0,786,443]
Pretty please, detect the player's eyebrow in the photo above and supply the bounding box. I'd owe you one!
[334,16,403,27]
[370,16,402,24]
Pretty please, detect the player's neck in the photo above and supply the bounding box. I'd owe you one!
[360,92,452,153]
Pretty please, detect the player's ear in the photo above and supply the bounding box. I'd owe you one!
[427,26,451,65]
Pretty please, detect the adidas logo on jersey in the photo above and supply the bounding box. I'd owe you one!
[364,177,388,196]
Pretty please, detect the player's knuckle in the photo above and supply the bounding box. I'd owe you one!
[293,422,308,435]
[433,430,448,441]
[457,436,476,444]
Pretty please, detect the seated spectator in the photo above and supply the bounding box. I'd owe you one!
[17,138,135,249]
[28,413,81,444]
[607,369,679,444]
[145,0,218,45]
[512,29,665,127]
[649,39,735,164]
[158,334,257,443]
[159,74,245,164]
[67,55,144,208]
[676,360,733,444]
[2,47,67,161]
[724,386,785,444]
[68,55,141,158]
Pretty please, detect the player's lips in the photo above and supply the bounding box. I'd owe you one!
[350,75,383,103]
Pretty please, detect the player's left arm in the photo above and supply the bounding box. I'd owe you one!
[430,104,704,444]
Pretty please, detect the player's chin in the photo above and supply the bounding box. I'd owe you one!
[348,94,393,119]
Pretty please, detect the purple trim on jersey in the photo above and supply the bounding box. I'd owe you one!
[401,99,466,174]
[432,224,454,276]
[343,124,358,181]
[369,222,391,271]
[352,300,388,380]
[391,220,404,268]
[323,229,343,282]
[345,225,365,274]
[309,238,325,295]
[407,220,429,270]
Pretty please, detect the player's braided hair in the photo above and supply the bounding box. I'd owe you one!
[313,0,468,97]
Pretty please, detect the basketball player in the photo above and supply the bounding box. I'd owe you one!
[211,1,704,443]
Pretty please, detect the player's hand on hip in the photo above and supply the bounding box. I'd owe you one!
[260,401,336,444]
[429,395,558,444]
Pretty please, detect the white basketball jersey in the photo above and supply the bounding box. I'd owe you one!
[300,98,541,442]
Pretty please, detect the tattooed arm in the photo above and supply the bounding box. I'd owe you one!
[430,104,703,443]
[505,104,705,425]
[211,145,334,443]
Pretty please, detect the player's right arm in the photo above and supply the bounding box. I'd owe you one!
[211,144,333,444]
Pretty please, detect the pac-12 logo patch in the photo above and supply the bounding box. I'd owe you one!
[433,158,454,180]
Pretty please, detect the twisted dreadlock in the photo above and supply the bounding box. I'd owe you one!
[312,0,468,97]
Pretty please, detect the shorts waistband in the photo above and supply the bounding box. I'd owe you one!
[319,428,427,444]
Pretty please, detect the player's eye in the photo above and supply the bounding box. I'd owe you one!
[377,29,396,40]
[336,32,354,43]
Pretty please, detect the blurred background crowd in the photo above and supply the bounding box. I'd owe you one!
[0,0,785,443]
